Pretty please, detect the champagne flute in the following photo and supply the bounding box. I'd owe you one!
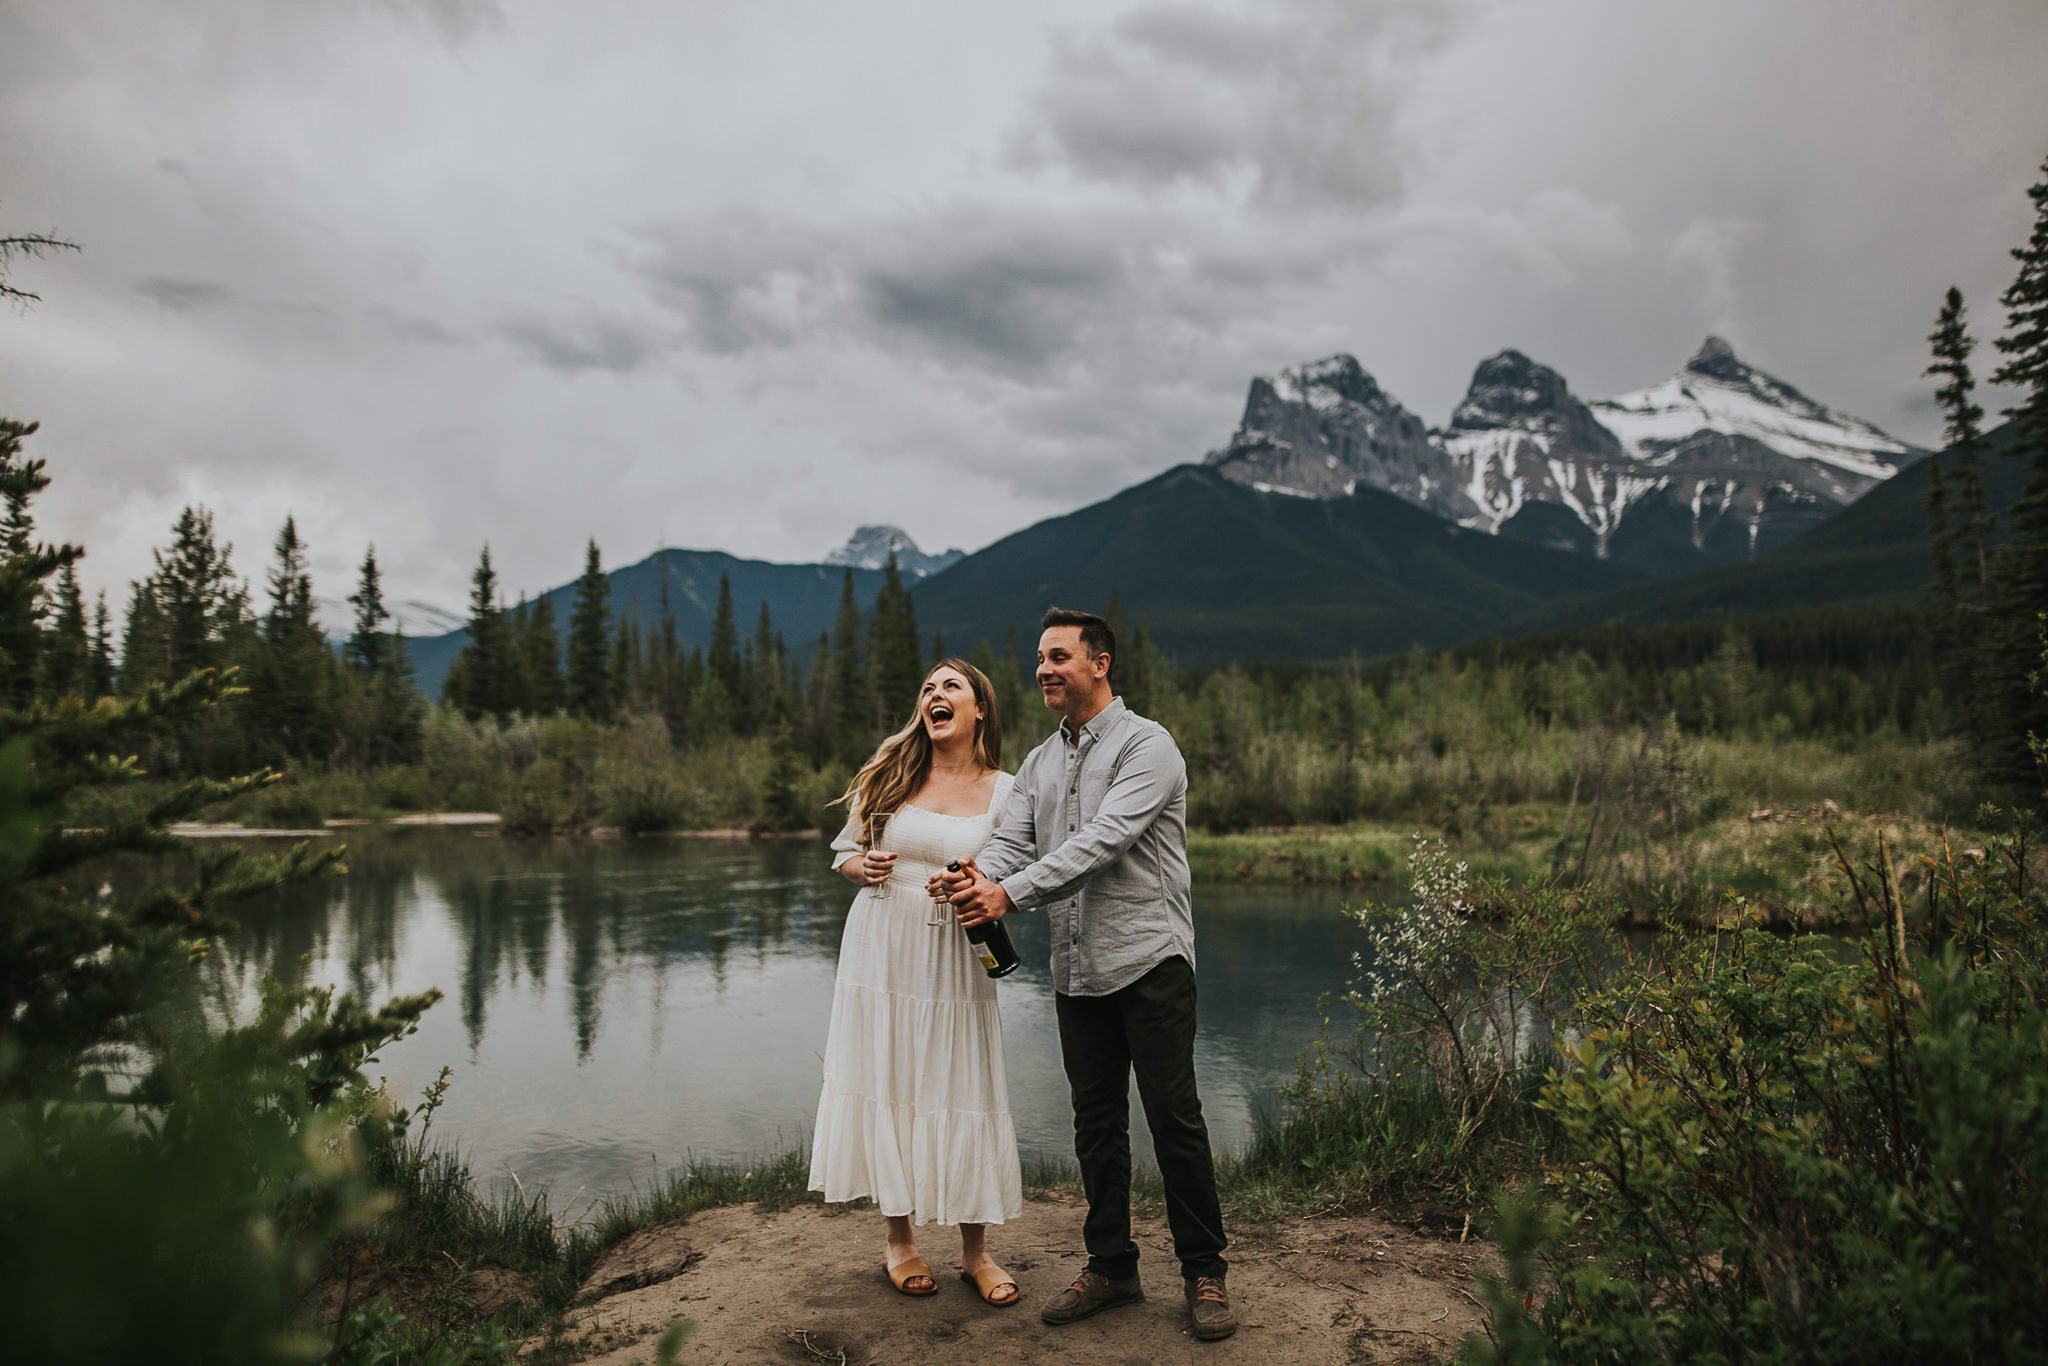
[865,813,895,902]
[926,857,955,928]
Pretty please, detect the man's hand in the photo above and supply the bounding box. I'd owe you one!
[946,855,1013,928]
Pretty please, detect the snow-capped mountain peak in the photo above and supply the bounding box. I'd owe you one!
[824,525,964,579]
[1590,336,1909,478]
[1436,350,1628,541]
[1265,354,1384,412]
[1204,353,1446,505]
[1208,338,1919,573]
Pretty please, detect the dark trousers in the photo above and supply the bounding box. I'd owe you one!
[1054,954,1228,1281]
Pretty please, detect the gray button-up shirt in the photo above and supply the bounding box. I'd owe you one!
[975,697,1194,997]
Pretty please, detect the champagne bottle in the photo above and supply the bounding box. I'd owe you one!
[947,860,1020,979]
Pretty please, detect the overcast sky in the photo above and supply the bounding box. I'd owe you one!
[4,0,2045,614]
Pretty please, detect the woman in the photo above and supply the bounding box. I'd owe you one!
[809,658,1023,1306]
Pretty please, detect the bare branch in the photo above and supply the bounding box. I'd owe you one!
[0,231,83,306]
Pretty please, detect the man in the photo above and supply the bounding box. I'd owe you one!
[941,607,1235,1342]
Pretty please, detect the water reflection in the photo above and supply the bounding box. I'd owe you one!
[189,830,1364,1203]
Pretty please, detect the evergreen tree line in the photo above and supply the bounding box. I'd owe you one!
[3,427,423,778]
[440,539,1008,767]
[19,152,2048,825]
[4,424,1962,833]
[1922,152,2048,795]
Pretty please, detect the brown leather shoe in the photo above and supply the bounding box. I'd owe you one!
[1185,1275,1237,1341]
[1040,1268,1143,1325]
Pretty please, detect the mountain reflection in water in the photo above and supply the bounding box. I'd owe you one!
[191,828,1363,1203]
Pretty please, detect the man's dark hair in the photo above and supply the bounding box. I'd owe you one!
[1041,606,1116,679]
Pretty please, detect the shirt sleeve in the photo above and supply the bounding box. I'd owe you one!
[827,802,863,872]
[975,763,1038,887]
[997,728,1184,911]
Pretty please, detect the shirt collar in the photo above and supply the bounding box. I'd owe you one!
[1060,696,1126,747]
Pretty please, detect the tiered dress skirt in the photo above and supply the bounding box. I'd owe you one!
[808,796,1023,1226]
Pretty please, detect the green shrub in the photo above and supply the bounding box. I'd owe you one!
[244,776,327,827]
[1258,838,1620,1208]
[1480,821,2048,1361]
[498,757,576,835]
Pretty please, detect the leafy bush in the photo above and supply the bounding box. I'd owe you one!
[1263,838,1619,1207]
[597,713,694,832]
[1477,821,2048,1362]
[499,757,574,835]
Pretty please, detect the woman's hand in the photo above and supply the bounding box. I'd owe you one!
[841,847,897,887]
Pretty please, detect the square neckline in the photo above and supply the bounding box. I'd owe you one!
[899,770,1008,820]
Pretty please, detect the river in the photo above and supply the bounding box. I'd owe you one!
[199,827,1369,1205]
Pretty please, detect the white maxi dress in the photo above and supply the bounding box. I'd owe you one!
[808,775,1024,1227]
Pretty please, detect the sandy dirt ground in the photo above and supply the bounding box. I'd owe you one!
[532,1192,1496,1365]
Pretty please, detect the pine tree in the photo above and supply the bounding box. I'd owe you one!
[999,624,1030,738]
[447,543,514,720]
[567,539,613,722]
[686,648,733,745]
[1928,287,1993,593]
[1925,439,1961,608]
[346,543,390,675]
[262,515,314,648]
[1993,156,2048,453]
[253,515,336,759]
[1986,154,2048,790]
[152,506,247,680]
[0,419,79,708]
[746,601,786,736]
[505,594,535,713]
[867,553,922,723]
[39,560,90,700]
[87,590,114,698]
[1104,590,1137,706]
[522,594,564,715]
[609,616,637,717]
[651,571,687,746]
[803,630,834,764]
[708,572,742,704]
[969,638,1002,727]
[1125,617,1162,719]
[369,623,423,765]
[118,579,167,693]
[829,569,870,763]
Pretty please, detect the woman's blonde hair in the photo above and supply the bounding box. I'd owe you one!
[835,657,1003,840]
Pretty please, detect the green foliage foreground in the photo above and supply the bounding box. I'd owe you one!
[1502,825,2048,1362]
[1260,820,2048,1362]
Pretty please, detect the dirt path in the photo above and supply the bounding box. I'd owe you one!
[538,1192,1495,1364]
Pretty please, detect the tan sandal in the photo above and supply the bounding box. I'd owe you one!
[960,1263,1020,1306]
[885,1255,937,1296]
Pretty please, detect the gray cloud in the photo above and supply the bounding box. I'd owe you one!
[499,311,661,374]
[136,276,235,311]
[854,225,1127,371]
[368,307,465,347]
[628,216,827,355]
[369,0,506,45]
[3,0,2045,618]
[1013,0,1472,208]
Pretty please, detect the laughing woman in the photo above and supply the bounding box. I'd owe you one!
[809,657,1023,1306]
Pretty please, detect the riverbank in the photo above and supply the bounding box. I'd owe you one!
[529,1190,1493,1364]
[167,796,1975,932]
[312,1127,1507,1364]
[1190,802,1978,927]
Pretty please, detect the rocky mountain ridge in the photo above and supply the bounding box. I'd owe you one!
[1205,338,1917,572]
[824,525,963,578]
